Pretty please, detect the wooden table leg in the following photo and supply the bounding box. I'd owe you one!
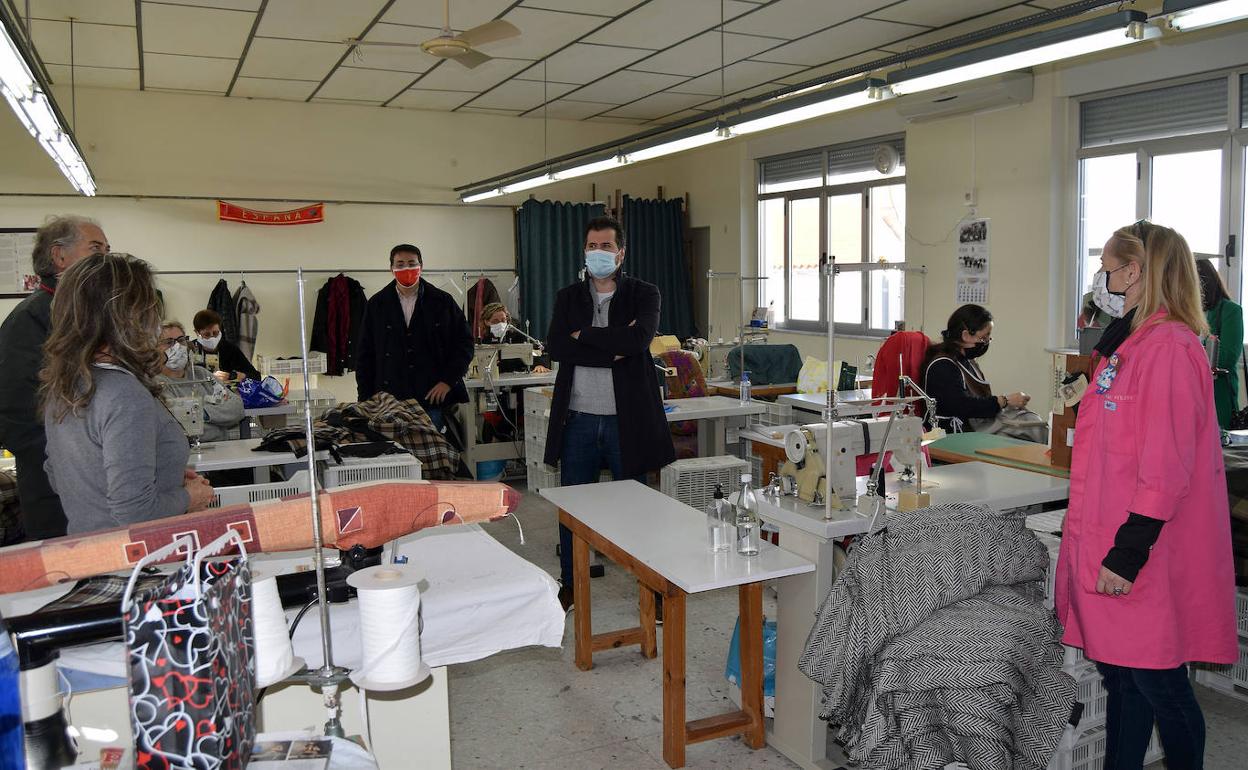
[662,590,687,768]
[572,531,593,671]
[639,583,657,659]
[737,582,766,749]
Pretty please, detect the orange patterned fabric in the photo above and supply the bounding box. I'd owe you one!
[0,480,519,594]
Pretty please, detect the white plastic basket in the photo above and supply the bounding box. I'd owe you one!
[1073,665,1108,728]
[523,386,553,419]
[322,454,421,488]
[1063,644,1088,671]
[1237,589,1248,639]
[1026,508,1066,535]
[1047,724,1105,770]
[660,456,751,512]
[526,460,561,493]
[1035,532,1062,608]
[257,352,326,377]
[747,399,793,428]
[211,471,310,509]
[282,388,337,427]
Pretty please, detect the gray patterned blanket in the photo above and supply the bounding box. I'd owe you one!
[799,503,1074,770]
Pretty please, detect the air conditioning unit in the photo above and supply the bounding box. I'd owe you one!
[894,71,1033,123]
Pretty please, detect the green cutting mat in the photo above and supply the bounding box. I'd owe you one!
[928,431,1070,478]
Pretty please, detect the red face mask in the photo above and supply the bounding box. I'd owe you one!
[393,267,421,288]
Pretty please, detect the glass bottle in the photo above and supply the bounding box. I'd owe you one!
[739,370,752,404]
[706,484,732,552]
[735,473,760,556]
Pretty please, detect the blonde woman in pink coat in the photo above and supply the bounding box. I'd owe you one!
[1056,221,1237,770]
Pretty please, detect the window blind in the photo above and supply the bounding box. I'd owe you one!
[827,138,905,178]
[1241,73,1247,128]
[759,152,822,192]
[1081,78,1228,148]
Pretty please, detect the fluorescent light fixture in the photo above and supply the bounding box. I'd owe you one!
[729,80,883,135]
[626,128,724,163]
[1162,0,1248,30]
[500,173,555,195]
[0,15,97,195]
[462,188,504,203]
[554,153,627,181]
[888,10,1154,96]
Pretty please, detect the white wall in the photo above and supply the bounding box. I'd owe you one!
[1,86,629,402]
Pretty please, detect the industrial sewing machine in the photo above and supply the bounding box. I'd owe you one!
[775,413,925,512]
[467,343,539,379]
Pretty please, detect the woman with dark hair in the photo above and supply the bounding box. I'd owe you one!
[922,303,1030,434]
[1196,259,1242,429]
[40,253,214,535]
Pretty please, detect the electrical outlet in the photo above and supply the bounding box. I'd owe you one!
[962,187,977,207]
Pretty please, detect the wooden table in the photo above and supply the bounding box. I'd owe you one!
[927,431,1070,478]
[706,382,797,398]
[541,481,813,768]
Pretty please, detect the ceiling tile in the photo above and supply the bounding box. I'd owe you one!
[750,18,919,67]
[149,0,261,9]
[257,0,390,43]
[45,63,139,90]
[579,68,687,104]
[231,76,319,100]
[519,0,641,14]
[390,88,479,110]
[467,79,578,111]
[876,6,1036,53]
[603,90,710,119]
[316,66,419,101]
[540,98,621,120]
[586,115,647,125]
[585,0,757,50]
[312,97,383,105]
[691,80,787,106]
[486,7,604,60]
[354,23,441,72]
[383,0,515,31]
[638,31,780,76]
[772,50,892,84]
[668,59,803,96]
[725,0,884,39]
[240,37,345,80]
[30,19,138,69]
[29,0,135,25]
[409,57,529,92]
[143,3,254,58]
[868,0,1022,28]
[525,43,651,85]
[645,107,711,124]
[459,106,523,116]
[144,52,235,92]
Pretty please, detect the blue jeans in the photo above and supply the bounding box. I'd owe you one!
[425,407,444,432]
[557,411,639,585]
[1096,662,1205,770]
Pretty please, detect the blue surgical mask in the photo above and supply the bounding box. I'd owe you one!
[585,249,618,279]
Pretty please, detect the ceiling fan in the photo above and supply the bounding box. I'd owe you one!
[346,0,520,69]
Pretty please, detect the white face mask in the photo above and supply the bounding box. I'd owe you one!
[1092,269,1128,319]
[489,322,508,338]
[199,333,222,351]
[165,343,189,371]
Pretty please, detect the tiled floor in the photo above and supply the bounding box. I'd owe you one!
[447,488,1248,769]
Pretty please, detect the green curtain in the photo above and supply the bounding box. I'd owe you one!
[516,199,605,341]
[622,195,696,339]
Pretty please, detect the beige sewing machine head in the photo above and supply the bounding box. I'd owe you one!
[469,343,536,378]
[777,414,924,510]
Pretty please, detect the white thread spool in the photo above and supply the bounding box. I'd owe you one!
[347,564,430,692]
[251,571,304,688]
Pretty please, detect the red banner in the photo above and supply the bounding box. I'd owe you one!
[217,201,324,225]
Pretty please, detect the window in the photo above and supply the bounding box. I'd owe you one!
[758,136,906,335]
[1074,72,1248,334]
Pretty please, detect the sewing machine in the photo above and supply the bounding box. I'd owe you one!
[168,395,205,449]
[775,414,924,510]
[467,343,539,379]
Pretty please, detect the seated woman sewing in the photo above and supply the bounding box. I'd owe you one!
[155,320,245,442]
[923,304,1042,440]
[480,302,550,374]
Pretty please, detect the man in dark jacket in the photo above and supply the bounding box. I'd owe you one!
[544,215,675,610]
[355,244,473,431]
[0,215,109,540]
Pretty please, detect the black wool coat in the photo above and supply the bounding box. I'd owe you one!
[543,274,675,478]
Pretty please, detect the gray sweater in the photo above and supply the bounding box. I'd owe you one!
[44,366,191,535]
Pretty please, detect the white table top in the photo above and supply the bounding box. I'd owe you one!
[541,480,813,594]
[752,461,1071,539]
[464,371,557,389]
[243,404,295,416]
[664,395,767,421]
[188,438,326,472]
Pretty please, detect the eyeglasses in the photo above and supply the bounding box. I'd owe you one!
[158,335,189,348]
[1132,219,1151,249]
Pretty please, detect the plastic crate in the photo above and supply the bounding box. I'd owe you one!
[282,388,337,427]
[1048,724,1106,770]
[322,453,421,488]
[747,399,793,428]
[1035,532,1061,608]
[256,352,326,377]
[211,471,310,509]
[1238,589,1248,639]
[1073,665,1108,728]
[1026,508,1066,535]
[523,386,553,419]
[526,461,561,493]
[1063,644,1088,671]
[660,456,750,511]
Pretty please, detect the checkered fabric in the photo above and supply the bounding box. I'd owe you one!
[0,469,20,546]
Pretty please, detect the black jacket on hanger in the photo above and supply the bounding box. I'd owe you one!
[310,274,367,376]
[355,280,474,410]
[207,279,239,343]
[542,274,675,478]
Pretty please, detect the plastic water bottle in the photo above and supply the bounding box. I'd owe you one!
[739,370,752,404]
[736,474,760,556]
[0,612,24,769]
[706,485,732,552]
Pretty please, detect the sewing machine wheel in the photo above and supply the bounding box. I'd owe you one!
[784,430,808,464]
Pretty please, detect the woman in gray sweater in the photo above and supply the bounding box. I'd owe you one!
[40,253,215,536]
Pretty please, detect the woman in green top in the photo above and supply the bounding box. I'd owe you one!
[1197,259,1243,429]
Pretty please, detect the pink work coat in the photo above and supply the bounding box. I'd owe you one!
[1056,310,1238,669]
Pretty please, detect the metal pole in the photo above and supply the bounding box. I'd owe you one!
[824,257,836,521]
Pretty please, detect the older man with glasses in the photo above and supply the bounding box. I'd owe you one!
[0,215,110,540]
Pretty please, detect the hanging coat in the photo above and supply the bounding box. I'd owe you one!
[232,281,261,359]
[467,277,501,342]
[310,274,367,376]
[1056,310,1238,669]
[207,279,239,343]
